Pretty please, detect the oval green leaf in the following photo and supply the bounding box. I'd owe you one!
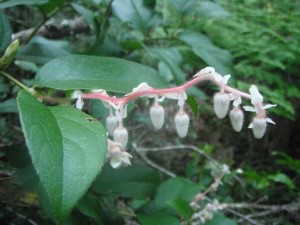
[17,90,107,222]
[34,55,168,93]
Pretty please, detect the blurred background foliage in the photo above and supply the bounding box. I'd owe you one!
[0,0,299,224]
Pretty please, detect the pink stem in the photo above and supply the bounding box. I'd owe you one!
[82,72,253,108]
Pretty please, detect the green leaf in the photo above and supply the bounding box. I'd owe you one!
[268,173,295,189]
[34,55,168,92]
[138,213,181,225]
[17,90,107,222]
[170,0,196,15]
[155,177,199,205]
[92,164,161,199]
[197,1,229,19]
[148,47,185,84]
[178,31,232,74]
[205,212,237,225]
[17,36,72,65]
[0,0,47,8]
[0,98,18,113]
[112,0,159,32]
[39,0,64,14]
[168,198,193,220]
[71,3,98,34]
[0,12,12,55]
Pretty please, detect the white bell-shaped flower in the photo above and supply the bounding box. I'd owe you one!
[175,112,190,138]
[213,93,230,119]
[113,126,129,147]
[107,142,132,168]
[106,115,118,136]
[150,104,165,129]
[248,117,275,139]
[229,108,244,132]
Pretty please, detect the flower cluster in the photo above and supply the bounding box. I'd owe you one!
[71,66,276,168]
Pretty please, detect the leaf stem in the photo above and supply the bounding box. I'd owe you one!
[0,71,31,92]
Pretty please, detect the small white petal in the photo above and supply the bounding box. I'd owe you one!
[212,72,223,82]
[249,85,263,105]
[233,96,242,107]
[76,95,84,110]
[164,93,179,99]
[263,104,277,109]
[110,155,122,168]
[125,82,155,97]
[195,67,215,77]
[223,74,231,84]
[71,90,82,99]
[243,105,256,112]
[91,89,107,94]
[178,94,185,106]
[266,118,276,124]
[248,122,254,128]
[121,152,132,165]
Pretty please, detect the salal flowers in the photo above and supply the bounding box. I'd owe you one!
[243,85,276,139]
[107,139,132,168]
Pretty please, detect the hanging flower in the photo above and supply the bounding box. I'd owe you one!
[107,140,132,168]
[213,93,230,119]
[71,90,84,110]
[243,85,276,138]
[175,112,190,138]
[229,94,244,132]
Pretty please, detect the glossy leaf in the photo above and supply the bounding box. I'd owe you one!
[148,47,185,84]
[71,3,98,34]
[178,31,232,74]
[17,90,107,222]
[155,177,199,205]
[92,164,161,199]
[112,0,159,32]
[34,55,168,92]
[17,36,72,65]
[0,12,12,55]
[0,0,47,8]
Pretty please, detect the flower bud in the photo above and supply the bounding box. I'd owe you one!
[113,127,128,147]
[150,105,165,129]
[106,115,118,135]
[175,112,190,138]
[213,93,230,119]
[251,117,267,139]
[229,108,244,132]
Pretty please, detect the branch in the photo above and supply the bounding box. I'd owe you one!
[13,17,90,42]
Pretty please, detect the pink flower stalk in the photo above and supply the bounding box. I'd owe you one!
[71,67,276,140]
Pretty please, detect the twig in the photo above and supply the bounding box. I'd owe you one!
[13,17,90,42]
[24,5,61,44]
[132,144,177,178]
